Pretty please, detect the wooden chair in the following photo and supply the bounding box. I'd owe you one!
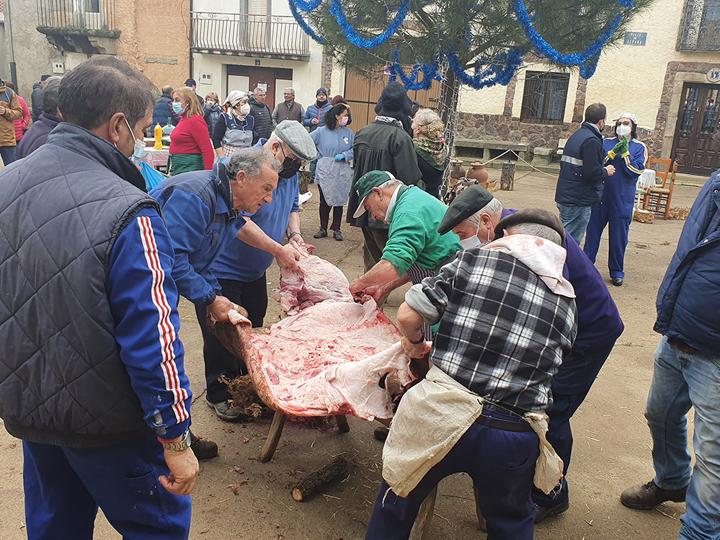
[643,157,678,219]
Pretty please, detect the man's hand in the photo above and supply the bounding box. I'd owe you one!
[276,242,302,272]
[311,118,320,125]
[401,337,432,359]
[159,447,199,495]
[605,164,616,176]
[365,283,391,304]
[207,295,235,324]
[288,232,305,250]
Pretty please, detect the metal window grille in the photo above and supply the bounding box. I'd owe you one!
[520,71,570,124]
[678,0,720,51]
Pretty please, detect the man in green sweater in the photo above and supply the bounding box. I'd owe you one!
[349,170,461,337]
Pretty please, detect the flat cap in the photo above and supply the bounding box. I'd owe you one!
[494,208,565,243]
[438,185,494,234]
[274,120,317,161]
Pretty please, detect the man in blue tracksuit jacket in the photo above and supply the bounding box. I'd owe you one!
[151,147,282,436]
[0,57,198,539]
[188,122,316,423]
[555,103,617,244]
[584,112,648,286]
[621,171,720,540]
[438,185,624,522]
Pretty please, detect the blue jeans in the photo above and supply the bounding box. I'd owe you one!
[23,435,192,539]
[366,407,539,540]
[0,145,16,165]
[646,336,720,540]
[556,204,592,245]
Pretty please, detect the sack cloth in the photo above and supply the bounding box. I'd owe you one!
[315,156,353,206]
[382,365,564,497]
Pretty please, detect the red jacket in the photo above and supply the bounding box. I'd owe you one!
[13,96,31,142]
[169,113,214,170]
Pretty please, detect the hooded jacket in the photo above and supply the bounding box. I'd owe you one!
[0,86,23,147]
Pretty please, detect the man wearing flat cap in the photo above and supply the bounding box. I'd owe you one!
[348,170,460,338]
[367,209,577,540]
[439,185,623,523]
[204,120,317,421]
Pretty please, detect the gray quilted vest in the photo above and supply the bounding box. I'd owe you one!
[0,124,159,448]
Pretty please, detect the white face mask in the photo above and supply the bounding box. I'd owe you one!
[616,124,632,138]
[460,236,482,250]
[240,103,251,116]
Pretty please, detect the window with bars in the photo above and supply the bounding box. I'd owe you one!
[520,71,570,124]
[678,0,720,51]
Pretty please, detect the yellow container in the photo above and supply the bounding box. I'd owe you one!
[153,123,163,149]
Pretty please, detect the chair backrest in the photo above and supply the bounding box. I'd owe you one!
[646,157,673,187]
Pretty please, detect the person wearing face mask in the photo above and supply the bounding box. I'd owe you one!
[212,91,255,158]
[168,87,215,175]
[439,184,624,524]
[348,171,461,338]
[555,103,616,245]
[0,56,200,538]
[303,88,332,132]
[248,86,273,144]
[310,103,354,241]
[203,92,222,137]
[583,112,647,287]
[202,120,317,422]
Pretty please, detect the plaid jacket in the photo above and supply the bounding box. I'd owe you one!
[406,249,577,413]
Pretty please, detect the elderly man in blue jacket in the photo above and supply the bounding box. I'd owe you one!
[555,103,616,244]
[439,185,624,523]
[621,171,720,540]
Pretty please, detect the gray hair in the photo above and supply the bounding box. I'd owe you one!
[465,198,504,226]
[226,147,279,180]
[284,87,295,95]
[42,76,62,115]
[506,223,563,246]
[253,86,267,95]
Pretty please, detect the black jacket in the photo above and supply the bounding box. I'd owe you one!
[555,122,608,207]
[15,113,61,159]
[249,97,273,144]
[30,83,43,121]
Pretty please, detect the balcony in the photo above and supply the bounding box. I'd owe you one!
[191,12,310,61]
[36,0,120,54]
[677,0,720,51]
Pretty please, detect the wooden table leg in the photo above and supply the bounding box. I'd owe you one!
[259,410,286,463]
[409,486,438,540]
[335,415,350,434]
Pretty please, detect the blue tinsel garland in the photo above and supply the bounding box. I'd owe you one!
[328,0,410,49]
[289,1,326,43]
[291,0,323,11]
[388,50,441,90]
[447,49,524,89]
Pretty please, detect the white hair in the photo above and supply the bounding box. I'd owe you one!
[284,87,295,95]
[226,147,279,179]
[465,198,504,226]
[506,223,562,246]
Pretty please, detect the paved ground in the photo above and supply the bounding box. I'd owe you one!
[0,170,706,539]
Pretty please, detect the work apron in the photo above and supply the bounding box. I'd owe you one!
[315,157,353,206]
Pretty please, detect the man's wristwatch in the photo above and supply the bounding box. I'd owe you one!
[158,430,191,452]
[408,333,425,345]
[287,231,302,241]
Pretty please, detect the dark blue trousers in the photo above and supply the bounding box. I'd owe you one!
[23,434,192,540]
[0,145,16,165]
[532,341,616,508]
[366,410,539,540]
[583,202,632,280]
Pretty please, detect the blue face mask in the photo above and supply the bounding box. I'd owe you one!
[172,101,185,115]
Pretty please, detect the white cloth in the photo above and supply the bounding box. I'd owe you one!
[315,157,353,206]
[483,234,575,298]
[382,365,564,497]
[384,184,403,221]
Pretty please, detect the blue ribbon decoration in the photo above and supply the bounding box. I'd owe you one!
[514,0,622,66]
[388,50,441,90]
[289,1,326,43]
[290,0,323,11]
[447,49,523,89]
[328,0,410,49]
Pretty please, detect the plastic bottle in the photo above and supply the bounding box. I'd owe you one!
[154,123,163,149]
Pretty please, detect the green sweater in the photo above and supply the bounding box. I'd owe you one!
[382,185,461,275]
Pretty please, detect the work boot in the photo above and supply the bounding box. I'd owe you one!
[611,277,624,286]
[534,500,570,523]
[333,230,344,241]
[189,431,218,460]
[313,228,327,239]
[620,480,687,510]
[374,426,389,442]
[207,399,246,422]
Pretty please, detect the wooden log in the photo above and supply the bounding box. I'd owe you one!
[409,486,438,539]
[259,410,286,463]
[335,415,350,434]
[291,456,349,502]
[500,161,515,191]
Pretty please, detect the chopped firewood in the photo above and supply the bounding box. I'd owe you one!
[633,209,654,224]
[666,207,690,220]
[291,456,349,502]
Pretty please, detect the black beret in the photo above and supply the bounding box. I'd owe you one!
[438,185,494,234]
[494,209,566,243]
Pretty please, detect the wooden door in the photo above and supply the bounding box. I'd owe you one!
[671,83,720,175]
[248,68,276,110]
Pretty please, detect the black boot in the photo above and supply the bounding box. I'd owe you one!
[190,430,219,460]
[620,480,687,510]
[313,228,327,239]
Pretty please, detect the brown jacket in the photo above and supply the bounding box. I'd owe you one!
[0,86,23,147]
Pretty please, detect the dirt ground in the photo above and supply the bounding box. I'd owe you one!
[0,170,706,539]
